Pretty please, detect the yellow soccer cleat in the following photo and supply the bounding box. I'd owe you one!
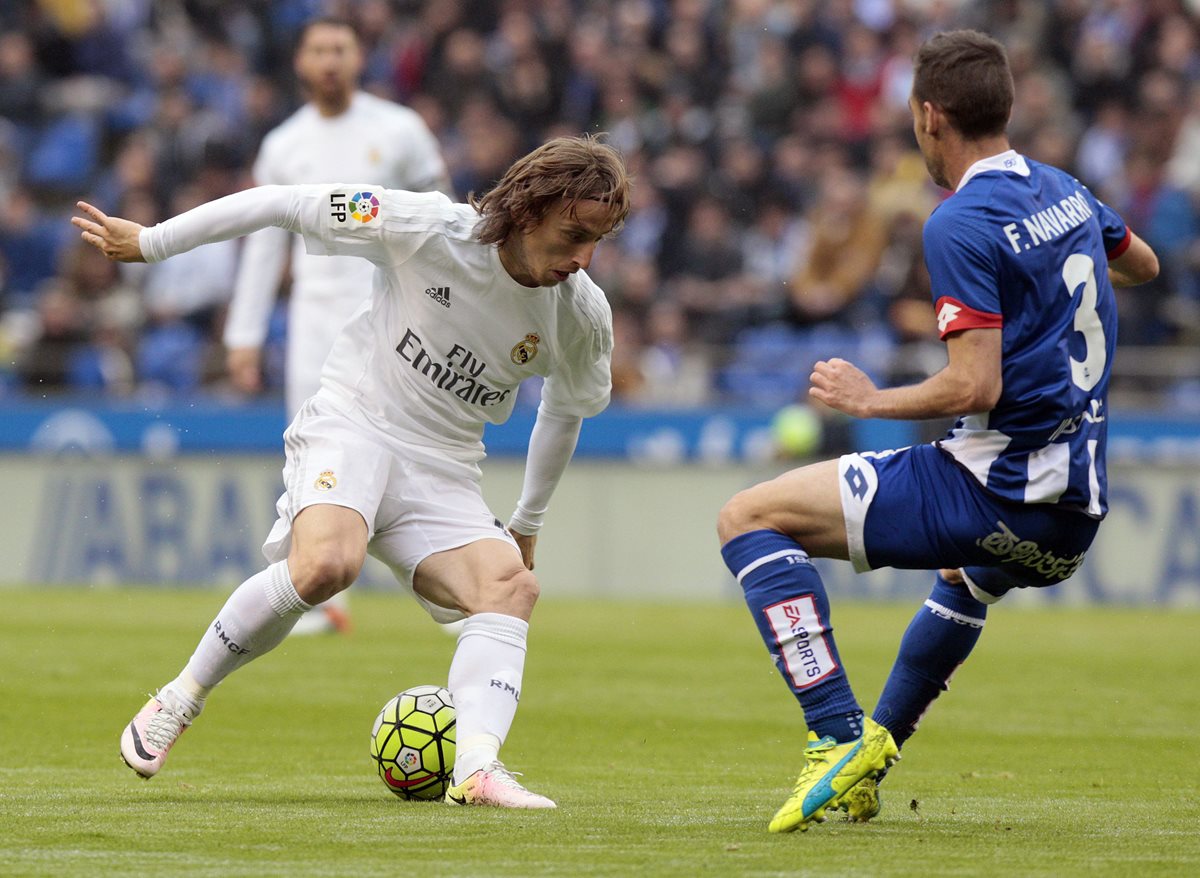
[768,717,898,833]
[838,775,882,822]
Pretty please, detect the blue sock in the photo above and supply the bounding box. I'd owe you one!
[872,573,988,747]
[721,529,862,743]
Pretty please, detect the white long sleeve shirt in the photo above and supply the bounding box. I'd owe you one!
[140,185,610,523]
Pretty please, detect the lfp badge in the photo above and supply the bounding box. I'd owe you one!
[349,191,380,223]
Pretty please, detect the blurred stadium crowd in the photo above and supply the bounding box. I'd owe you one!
[1,0,1199,410]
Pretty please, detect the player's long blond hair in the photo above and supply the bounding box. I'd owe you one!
[471,135,631,245]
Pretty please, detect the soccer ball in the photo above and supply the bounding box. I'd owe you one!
[370,685,456,800]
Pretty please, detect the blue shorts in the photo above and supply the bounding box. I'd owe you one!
[837,444,1100,602]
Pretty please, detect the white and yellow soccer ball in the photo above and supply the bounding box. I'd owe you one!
[370,685,456,800]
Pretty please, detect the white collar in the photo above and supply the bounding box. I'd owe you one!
[956,150,1029,191]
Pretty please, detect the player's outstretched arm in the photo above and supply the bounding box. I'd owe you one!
[810,327,1002,420]
[79,186,309,267]
[72,202,146,263]
[1109,231,1159,288]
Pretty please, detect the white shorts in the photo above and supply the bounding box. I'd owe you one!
[262,397,519,623]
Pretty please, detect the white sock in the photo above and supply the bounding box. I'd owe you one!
[168,561,310,699]
[448,612,528,785]
[164,668,209,717]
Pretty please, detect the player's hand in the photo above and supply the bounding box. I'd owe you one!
[227,347,263,394]
[508,527,537,570]
[72,201,146,263]
[808,357,879,418]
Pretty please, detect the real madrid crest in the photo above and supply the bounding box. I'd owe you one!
[314,470,337,491]
[510,333,540,365]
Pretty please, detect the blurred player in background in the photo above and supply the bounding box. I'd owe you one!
[76,134,630,809]
[717,30,1160,833]
[226,16,451,634]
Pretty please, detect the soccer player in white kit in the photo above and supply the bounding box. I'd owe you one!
[226,17,451,634]
[75,135,630,808]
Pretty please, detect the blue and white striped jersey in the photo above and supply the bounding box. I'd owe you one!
[924,151,1130,518]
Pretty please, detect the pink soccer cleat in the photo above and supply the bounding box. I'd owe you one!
[119,689,198,778]
[444,761,556,809]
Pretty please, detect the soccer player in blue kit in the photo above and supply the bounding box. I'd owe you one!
[717,30,1161,833]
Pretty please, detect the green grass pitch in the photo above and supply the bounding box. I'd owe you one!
[1,588,1197,877]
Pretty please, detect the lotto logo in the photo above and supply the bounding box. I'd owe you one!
[843,466,869,500]
[937,301,961,333]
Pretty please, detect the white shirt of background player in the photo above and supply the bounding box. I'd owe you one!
[224,19,450,416]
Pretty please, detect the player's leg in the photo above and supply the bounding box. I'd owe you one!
[870,555,1063,754]
[412,539,555,809]
[177,504,365,693]
[873,567,991,749]
[366,457,554,809]
[838,567,991,821]
[823,446,995,821]
[285,313,354,635]
[717,459,897,832]
[120,504,367,778]
[121,404,386,778]
[718,460,860,737]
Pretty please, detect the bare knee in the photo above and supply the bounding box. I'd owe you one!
[289,549,363,604]
[473,567,540,620]
[718,487,770,545]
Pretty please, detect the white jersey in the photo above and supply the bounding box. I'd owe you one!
[141,184,613,480]
[224,92,448,350]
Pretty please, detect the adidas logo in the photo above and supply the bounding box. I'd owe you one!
[425,286,451,308]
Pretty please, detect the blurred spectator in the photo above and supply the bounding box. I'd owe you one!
[0,31,43,133]
[139,186,237,393]
[635,300,713,407]
[616,179,668,264]
[0,119,21,202]
[444,96,521,195]
[1116,149,1199,343]
[744,34,799,141]
[71,292,138,395]
[788,166,887,326]
[667,196,749,344]
[835,22,885,157]
[1167,81,1200,196]
[609,307,646,402]
[1076,99,1130,201]
[1009,67,1082,161]
[0,186,70,305]
[714,137,770,221]
[741,198,809,298]
[18,278,89,391]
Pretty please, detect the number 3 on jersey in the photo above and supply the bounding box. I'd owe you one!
[1062,253,1105,391]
